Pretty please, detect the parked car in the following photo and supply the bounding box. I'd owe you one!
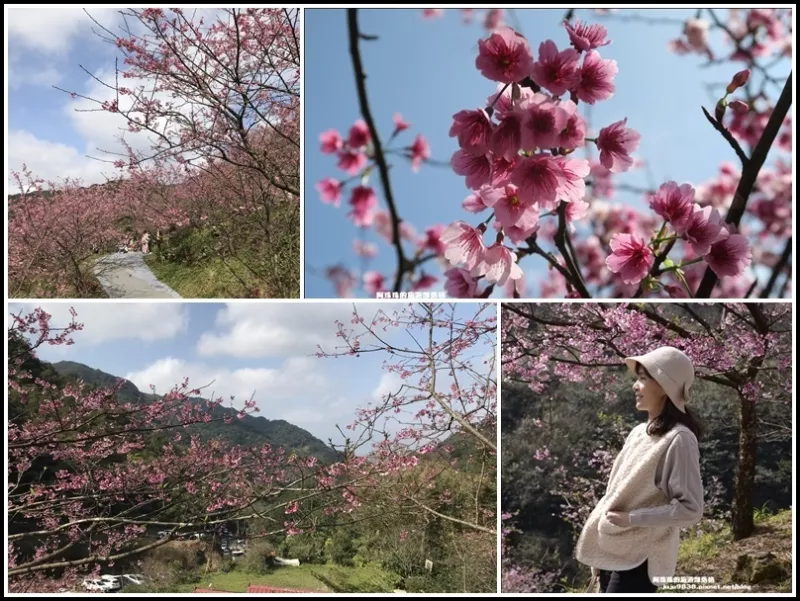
[82,578,115,593]
[100,575,122,591]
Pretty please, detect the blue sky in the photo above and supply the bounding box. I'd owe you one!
[9,301,496,449]
[304,7,791,298]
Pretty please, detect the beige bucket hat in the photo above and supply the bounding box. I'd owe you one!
[625,346,695,413]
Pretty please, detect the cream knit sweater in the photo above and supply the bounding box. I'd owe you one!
[574,422,702,583]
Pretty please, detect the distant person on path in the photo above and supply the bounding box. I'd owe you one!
[575,346,705,594]
[141,232,151,254]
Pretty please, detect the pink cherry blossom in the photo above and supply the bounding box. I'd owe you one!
[563,19,611,52]
[409,134,431,172]
[531,40,580,96]
[683,18,710,53]
[444,268,479,298]
[554,157,591,205]
[441,221,486,270]
[705,228,752,278]
[491,110,524,160]
[596,118,640,173]
[510,154,561,207]
[575,50,617,105]
[347,186,377,227]
[492,209,539,245]
[363,271,386,296]
[555,100,587,150]
[450,108,494,154]
[347,119,371,148]
[452,149,492,190]
[474,243,523,287]
[337,149,368,175]
[412,272,437,291]
[649,181,695,231]
[605,233,654,284]
[475,27,535,84]
[393,112,410,134]
[462,189,491,213]
[482,183,532,228]
[681,206,724,256]
[320,129,343,154]
[316,178,343,207]
[521,99,569,151]
[419,224,447,255]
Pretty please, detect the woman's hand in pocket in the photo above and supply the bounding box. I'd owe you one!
[605,511,631,527]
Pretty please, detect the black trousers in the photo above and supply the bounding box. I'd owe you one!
[599,560,658,594]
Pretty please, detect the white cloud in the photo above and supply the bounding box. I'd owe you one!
[197,303,409,358]
[124,356,352,441]
[8,130,111,186]
[371,372,405,402]
[7,7,117,54]
[8,302,188,346]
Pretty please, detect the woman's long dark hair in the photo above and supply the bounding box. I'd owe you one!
[636,363,705,441]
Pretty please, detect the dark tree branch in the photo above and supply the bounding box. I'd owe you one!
[696,72,792,298]
[347,9,409,293]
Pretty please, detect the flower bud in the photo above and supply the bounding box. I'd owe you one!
[726,69,751,94]
[728,100,750,114]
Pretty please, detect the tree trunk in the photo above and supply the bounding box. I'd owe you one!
[732,392,757,540]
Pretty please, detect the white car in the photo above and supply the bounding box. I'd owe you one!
[100,575,123,590]
[82,579,114,593]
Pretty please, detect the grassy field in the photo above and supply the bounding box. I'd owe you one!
[674,508,792,594]
[166,564,400,593]
[145,254,255,298]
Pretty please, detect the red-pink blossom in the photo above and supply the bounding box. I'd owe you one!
[363,271,386,296]
[510,154,561,207]
[482,183,532,228]
[705,228,752,278]
[681,206,724,256]
[347,119,371,148]
[596,118,640,173]
[605,233,654,284]
[449,108,494,154]
[442,221,486,270]
[554,157,591,205]
[316,178,343,207]
[575,50,617,104]
[564,19,611,52]
[521,98,569,150]
[347,186,377,227]
[555,100,587,150]
[649,181,695,231]
[531,40,580,96]
[393,112,410,134]
[452,149,492,190]
[444,268,480,298]
[419,225,447,255]
[409,134,431,172]
[475,27,535,84]
[491,110,524,160]
[320,129,343,154]
[337,149,368,175]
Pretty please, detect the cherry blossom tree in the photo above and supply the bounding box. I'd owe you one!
[313,8,791,299]
[502,301,791,542]
[315,302,498,539]
[9,8,300,298]
[7,308,360,592]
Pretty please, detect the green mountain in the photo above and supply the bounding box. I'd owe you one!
[51,361,339,464]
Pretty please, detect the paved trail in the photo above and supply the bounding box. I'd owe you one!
[93,252,181,299]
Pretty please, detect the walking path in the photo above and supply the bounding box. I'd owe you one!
[93,252,181,298]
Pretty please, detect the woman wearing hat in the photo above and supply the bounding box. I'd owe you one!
[574,346,705,594]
